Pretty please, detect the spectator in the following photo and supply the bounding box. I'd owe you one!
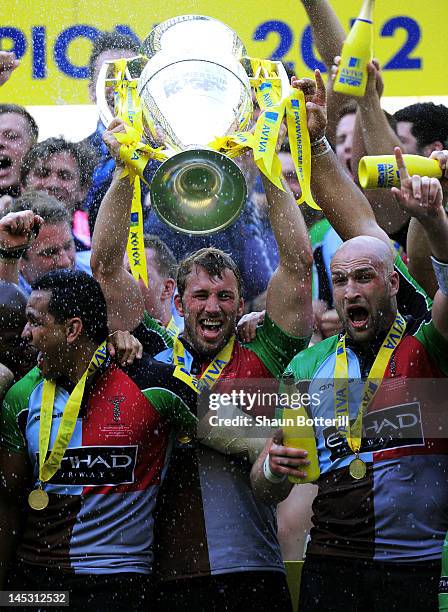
[124,233,180,335]
[0,281,34,383]
[83,31,144,233]
[21,138,98,250]
[394,102,448,156]
[2,191,91,294]
[0,104,38,198]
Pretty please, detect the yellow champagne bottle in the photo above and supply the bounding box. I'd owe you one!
[279,373,320,484]
[281,407,320,484]
[358,154,442,189]
[333,0,375,97]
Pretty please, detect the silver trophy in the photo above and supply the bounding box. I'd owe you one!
[97,15,288,234]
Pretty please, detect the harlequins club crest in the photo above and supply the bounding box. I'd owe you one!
[108,395,125,422]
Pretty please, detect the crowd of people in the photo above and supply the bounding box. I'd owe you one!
[0,2,448,611]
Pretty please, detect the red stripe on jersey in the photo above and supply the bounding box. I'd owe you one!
[81,365,170,495]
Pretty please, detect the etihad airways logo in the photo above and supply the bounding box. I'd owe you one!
[38,445,138,486]
[324,402,424,461]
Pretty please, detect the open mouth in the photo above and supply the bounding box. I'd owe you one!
[0,156,12,171]
[199,318,223,339]
[347,305,369,330]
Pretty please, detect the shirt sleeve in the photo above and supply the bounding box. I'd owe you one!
[395,253,432,319]
[0,369,41,453]
[245,313,311,379]
[132,311,174,357]
[414,318,448,376]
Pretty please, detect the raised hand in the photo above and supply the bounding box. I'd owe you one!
[102,117,127,166]
[391,147,444,221]
[0,51,19,86]
[291,69,327,141]
[0,210,42,252]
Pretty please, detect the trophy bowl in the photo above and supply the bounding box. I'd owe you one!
[149,148,247,234]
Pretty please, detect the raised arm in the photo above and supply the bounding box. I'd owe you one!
[391,147,448,339]
[90,119,144,332]
[263,98,317,337]
[349,60,409,235]
[301,0,345,68]
[263,172,313,337]
[293,70,390,247]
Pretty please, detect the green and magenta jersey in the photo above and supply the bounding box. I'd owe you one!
[136,313,310,580]
[284,259,448,564]
[440,533,448,610]
[0,353,197,575]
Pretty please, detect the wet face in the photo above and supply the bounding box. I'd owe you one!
[0,322,36,377]
[396,121,419,155]
[0,112,34,191]
[175,266,244,358]
[331,249,398,345]
[21,222,76,285]
[335,112,356,178]
[124,248,171,319]
[25,151,86,212]
[22,290,68,380]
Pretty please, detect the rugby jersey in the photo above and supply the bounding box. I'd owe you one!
[135,313,310,580]
[283,260,448,563]
[0,353,197,575]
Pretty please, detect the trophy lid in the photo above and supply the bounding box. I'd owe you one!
[142,15,247,60]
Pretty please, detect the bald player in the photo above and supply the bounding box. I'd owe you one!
[251,133,448,611]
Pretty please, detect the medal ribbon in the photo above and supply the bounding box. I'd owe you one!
[173,336,235,394]
[333,312,406,454]
[166,316,180,339]
[38,342,108,484]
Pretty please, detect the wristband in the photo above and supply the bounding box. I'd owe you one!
[431,255,448,296]
[263,455,286,483]
[311,136,331,158]
[0,246,28,259]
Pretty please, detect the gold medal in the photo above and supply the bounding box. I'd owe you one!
[177,432,192,444]
[349,457,367,480]
[28,487,49,511]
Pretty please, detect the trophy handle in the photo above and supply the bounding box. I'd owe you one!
[96,56,148,128]
[271,60,292,103]
[96,60,118,128]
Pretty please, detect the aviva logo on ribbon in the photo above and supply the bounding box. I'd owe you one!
[258,111,279,154]
[349,57,361,68]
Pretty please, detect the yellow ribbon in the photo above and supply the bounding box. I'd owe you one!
[166,316,180,339]
[208,56,318,203]
[285,88,320,210]
[38,342,108,484]
[173,336,235,394]
[112,59,168,287]
[333,312,406,455]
